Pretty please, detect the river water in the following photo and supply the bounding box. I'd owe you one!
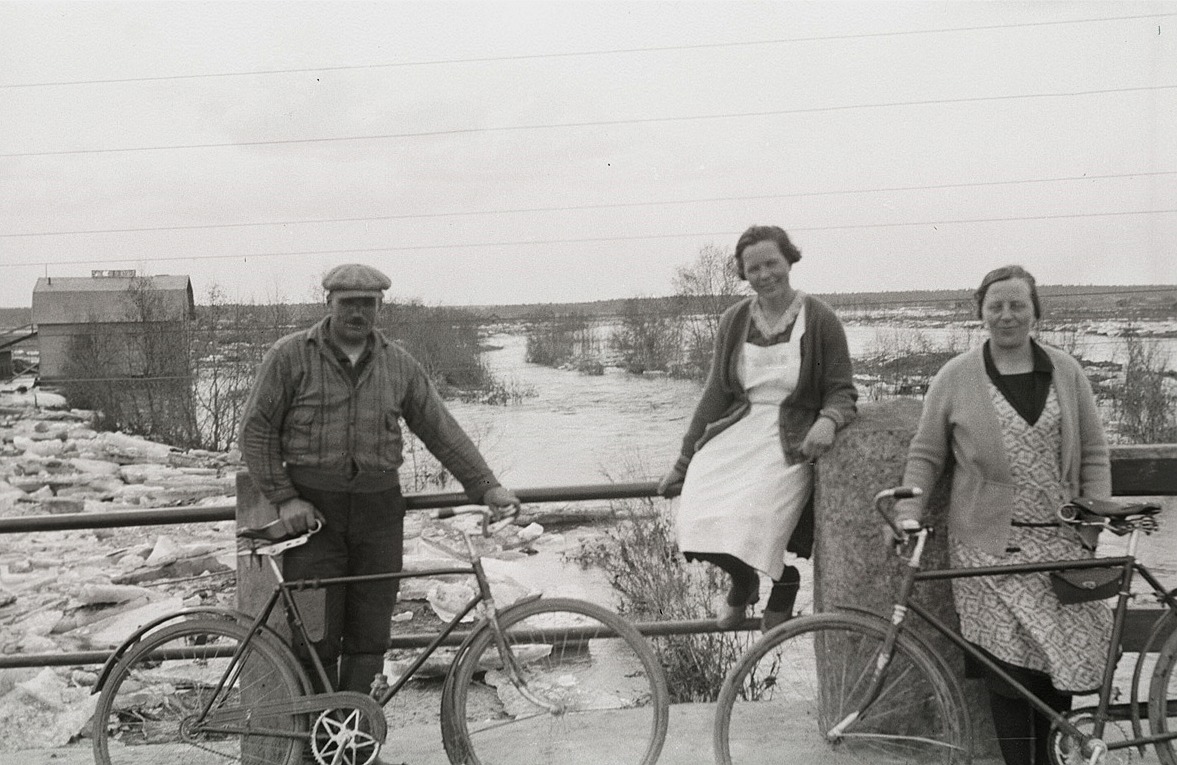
[448,327,1176,583]
[451,326,1176,486]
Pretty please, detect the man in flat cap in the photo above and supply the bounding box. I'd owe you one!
[239,262,520,705]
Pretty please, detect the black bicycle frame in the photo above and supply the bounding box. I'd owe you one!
[231,554,501,713]
[905,552,1177,753]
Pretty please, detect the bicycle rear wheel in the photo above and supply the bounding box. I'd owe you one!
[441,597,668,765]
[92,616,307,765]
[1150,622,1177,765]
[715,612,971,765]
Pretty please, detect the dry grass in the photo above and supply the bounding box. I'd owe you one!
[566,498,756,703]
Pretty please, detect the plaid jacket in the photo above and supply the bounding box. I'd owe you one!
[239,317,499,505]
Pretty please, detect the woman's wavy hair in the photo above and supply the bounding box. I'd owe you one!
[733,225,802,279]
[974,264,1042,320]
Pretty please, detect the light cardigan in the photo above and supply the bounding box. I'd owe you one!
[896,342,1111,556]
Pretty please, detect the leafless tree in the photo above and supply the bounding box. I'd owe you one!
[671,244,746,379]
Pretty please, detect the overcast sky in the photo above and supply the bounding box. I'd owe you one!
[1,1,1175,308]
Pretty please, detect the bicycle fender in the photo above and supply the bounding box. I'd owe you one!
[830,602,889,621]
[92,607,288,694]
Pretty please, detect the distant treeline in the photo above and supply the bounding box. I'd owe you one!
[2,284,1174,329]
[458,284,1177,322]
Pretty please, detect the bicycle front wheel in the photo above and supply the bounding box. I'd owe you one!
[442,597,668,765]
[715,612,971,765]
[1150,620,1177,765]
[93,616,307,765]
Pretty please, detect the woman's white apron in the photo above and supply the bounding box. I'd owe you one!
[674,319,812,580]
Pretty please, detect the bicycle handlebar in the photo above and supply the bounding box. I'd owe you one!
[873,486,923,540]
[236,518,324,557]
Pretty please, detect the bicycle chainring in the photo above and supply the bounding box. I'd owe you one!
[309,706,383,765]
[1048,711,1137,765]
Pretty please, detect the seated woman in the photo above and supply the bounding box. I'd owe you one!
[659,225,857,632]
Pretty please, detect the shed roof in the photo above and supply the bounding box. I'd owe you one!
[32,275,194,324]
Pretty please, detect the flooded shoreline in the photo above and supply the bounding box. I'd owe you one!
[452,328,1177,579]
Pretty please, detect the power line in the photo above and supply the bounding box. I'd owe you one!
[3,13,1171,89]
[3,207,1175,270]
[4,84,1174,159]
[4,208,1172,268]
[5,170,1175,239]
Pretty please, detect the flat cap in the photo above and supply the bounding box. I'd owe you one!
[322,263,391,299]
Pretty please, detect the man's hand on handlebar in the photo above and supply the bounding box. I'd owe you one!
[277,497,323,536]
[482,486,522,523]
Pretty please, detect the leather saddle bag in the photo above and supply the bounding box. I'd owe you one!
[1049,569,1121,604]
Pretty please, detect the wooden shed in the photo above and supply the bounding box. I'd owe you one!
[31,273,195,381]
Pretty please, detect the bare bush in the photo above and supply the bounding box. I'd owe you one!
[523,309,598,369]
[399,421,501,493]
[62,277,200,448]
[567,497,756,702]
[1107,336,1177,444]
[609,298,680,374]
[380,301,493,391]
[857,327,973,399]
[188,285,268,451]
[671,244,746,379]
[469,375,536,406]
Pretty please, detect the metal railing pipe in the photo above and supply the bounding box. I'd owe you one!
[2,617,757,669]
[0,481,661,535]
[0,504,235,533]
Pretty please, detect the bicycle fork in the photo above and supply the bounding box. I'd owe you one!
[464,531,564,716]
[825,529,931,742]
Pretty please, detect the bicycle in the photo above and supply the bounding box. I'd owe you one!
[713,486,1177,765]
[90,505,669,765]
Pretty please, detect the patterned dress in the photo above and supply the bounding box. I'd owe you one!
[950,382,1113,692]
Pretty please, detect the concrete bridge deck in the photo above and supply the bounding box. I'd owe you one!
[19,701,1036,765]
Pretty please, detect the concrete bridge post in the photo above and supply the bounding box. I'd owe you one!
[815,398,998,756]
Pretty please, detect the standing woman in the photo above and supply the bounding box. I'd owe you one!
[893,265,1112,765]
[658,225,857,632]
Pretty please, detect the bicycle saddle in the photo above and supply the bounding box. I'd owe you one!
[1068,497,1161,518]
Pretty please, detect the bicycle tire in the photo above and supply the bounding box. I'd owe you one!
[1150,620,1177,765]
[714,612,972,765]
[93,616,307,765]
[441,597,669,765]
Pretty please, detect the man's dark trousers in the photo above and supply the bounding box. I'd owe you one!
[282,484,405,695]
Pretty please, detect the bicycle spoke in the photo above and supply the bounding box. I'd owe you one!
[93,618,305,765]
[716,614,969,765]
[442,598,668,765]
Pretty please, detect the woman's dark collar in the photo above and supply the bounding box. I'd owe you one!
[982,338,1053,376]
